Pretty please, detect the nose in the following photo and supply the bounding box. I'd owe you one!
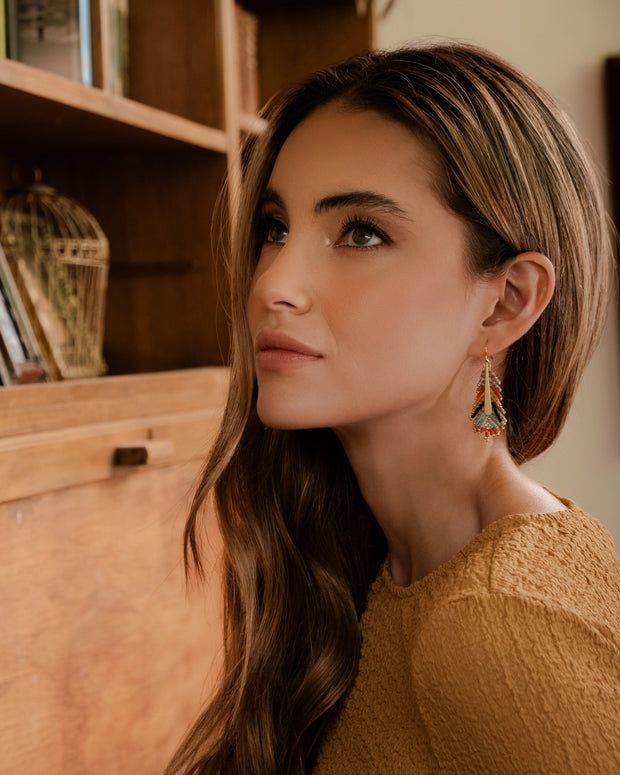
[250,237,313,314]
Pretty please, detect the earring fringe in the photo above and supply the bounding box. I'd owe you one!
[471,350,507,439]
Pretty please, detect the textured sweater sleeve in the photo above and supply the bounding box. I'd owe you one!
[412,593,620,775]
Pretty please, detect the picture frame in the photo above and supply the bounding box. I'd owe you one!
[0,242,47,385]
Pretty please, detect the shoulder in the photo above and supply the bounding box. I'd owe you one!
[430,500,620,659]
[493,504,619,628]
[451,500,620,632]
[378,499,620,639]
[407,503,620,773]
[418,499,620,670]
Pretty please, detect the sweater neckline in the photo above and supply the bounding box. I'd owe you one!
[379,495,584,599]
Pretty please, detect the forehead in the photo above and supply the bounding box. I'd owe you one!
[267,102,439,201]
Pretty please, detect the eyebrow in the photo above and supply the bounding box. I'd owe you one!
[261,187,286,210]
[315,191,412,221]
[261,186,412,222]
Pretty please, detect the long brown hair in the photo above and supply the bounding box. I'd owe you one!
[166,43,614,774]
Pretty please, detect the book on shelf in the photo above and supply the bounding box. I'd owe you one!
[0,242,47,386]
[5,0,93,86]
[235,3,259,115]
[99,0,129,96]
[0,0,6,58]
[5,0,18,60]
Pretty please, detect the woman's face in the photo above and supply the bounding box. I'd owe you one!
[247,102,488,433]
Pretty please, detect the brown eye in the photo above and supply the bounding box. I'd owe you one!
[261,217,289,244]
[339,218,387,248]
[348,225,381,247]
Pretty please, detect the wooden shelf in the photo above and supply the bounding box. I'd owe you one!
[0,366,229,438]
[0,59,228,152]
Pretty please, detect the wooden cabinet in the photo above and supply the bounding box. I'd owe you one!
[0,2,373,772]
[0,367,230,773]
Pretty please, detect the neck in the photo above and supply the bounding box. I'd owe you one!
[335,409,560,586]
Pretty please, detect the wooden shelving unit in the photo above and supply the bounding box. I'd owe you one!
[0,4,374,770]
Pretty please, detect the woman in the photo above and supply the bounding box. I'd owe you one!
[167,43,619,774]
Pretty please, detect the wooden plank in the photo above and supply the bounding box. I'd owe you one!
[0,461,224,774]
[217,0,242,213]
[240,112,268,135]
[86,152,230,374]
[243,0,353,11]
[0,367,229,438]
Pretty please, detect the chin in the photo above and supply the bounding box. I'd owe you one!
[256,397,326,431]
[257,412,315,431]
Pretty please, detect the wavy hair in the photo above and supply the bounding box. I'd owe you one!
[166,43,614,774]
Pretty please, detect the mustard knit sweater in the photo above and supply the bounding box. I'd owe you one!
[314,499,620,774]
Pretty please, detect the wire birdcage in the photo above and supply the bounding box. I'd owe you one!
[0,178,109,380]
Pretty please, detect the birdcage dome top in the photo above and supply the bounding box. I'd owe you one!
[1,182,108,266]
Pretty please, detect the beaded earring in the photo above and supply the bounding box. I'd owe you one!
[471,346,507,439]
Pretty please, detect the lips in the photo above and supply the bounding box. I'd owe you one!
[254,330,323,370]
[254,330,323,358]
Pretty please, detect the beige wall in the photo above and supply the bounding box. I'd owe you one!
[375,0,620,543]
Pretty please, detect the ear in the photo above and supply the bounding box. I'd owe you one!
[480,252,555,352]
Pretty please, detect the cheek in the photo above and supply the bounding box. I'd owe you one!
[246,282,261,335]
[330,272,461,345]
[328,271,476,393]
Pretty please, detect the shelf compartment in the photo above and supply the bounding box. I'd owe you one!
[128,0,225,129]
[0,145,229,375]
[255,2,373,103]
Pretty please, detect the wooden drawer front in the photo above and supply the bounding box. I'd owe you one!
[0,407,222,502]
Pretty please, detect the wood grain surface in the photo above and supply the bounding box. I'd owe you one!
[0,457,224,774]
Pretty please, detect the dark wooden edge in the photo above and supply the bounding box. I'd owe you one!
[605,57,620,235]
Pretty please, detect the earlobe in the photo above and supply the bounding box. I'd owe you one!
[482,251,555,350]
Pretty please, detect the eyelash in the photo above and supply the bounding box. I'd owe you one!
[338,215,392,248]
[258,214,287,243]
[257,213,392,248]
